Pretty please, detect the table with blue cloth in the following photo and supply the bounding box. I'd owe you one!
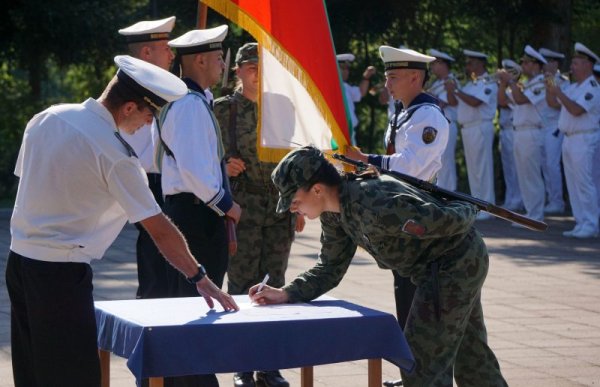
[95,295,414,387]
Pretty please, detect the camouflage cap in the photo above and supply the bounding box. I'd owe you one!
[271,146,326,213]
[235,42,258,65]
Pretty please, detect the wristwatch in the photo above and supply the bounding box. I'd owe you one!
[186,264,207,284]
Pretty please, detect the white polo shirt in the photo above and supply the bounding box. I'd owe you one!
[10,98,161,263]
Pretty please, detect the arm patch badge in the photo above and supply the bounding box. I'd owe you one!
[402,219,426,237]
[422,127,438,144]
[484,88,492,95]
[585,92,593,101]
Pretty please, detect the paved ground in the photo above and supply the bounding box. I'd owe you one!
[1,207,600,386]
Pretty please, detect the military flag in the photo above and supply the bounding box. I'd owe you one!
[202,0,350,161]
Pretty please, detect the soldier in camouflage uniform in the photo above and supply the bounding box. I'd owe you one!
[213,42,304,387]
[251,146,508,387]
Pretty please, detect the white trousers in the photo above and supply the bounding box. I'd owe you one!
[562,131,600,232]
[541,125,565,208]
[499,127,522,208]
[461,120,495,204]
[513,128,545,221]
[437,120,458,191]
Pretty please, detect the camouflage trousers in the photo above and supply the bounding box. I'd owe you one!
[401,230,508,387]
[227,190,294,295]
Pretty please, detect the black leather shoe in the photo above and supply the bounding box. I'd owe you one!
[234,372,255,387]
[383,379,403,387]
[255,370,289,387]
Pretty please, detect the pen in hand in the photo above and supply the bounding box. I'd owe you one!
[257,273,270,293]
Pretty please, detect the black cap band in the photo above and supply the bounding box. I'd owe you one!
[124,32,170,44]
[116,69,167,110]
[176,42,223,56]
[575,51,597,63]
[384,61,428,70]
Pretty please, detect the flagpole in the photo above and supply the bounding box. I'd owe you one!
[197,1,208,28]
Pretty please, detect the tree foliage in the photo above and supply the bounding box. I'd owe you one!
[0,0,599,201]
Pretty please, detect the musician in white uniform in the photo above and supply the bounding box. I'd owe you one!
[118,16,176,299]
[547,43,600,239]
[336,53,376,146]
[159,26,243,386]
[446,50,498,220]
[540,47,569,214]
[498,46,548,224]
[496,59,523,211]
[427,48,458,190]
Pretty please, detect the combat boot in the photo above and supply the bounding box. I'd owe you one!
[234,372,255,387]
[255,370,289,387]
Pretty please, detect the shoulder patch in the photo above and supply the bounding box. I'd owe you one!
[533,88,543,95]
[591,80,598,87]
[422,126,438,144]
[484,88,492,95]
[585,92,593,101]
[402,219,426,237]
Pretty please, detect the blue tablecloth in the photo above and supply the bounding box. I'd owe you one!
[95,295,414,379]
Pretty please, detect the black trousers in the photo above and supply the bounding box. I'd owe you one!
[135,173,169,299]
[160,193,228,387]
[6,251,100,387]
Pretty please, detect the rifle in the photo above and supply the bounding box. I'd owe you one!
[332,154,547,232]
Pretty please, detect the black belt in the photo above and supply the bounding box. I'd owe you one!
[165,192,203,205]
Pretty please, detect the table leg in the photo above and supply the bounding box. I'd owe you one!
[301,366,314,387]
[149,377,164,387]
[99,349,110,387]
[368,358,382,387]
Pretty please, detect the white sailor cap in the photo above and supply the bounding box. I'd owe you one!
[169,25,228,56]
[539,47,565,60]
[336,53,355,63]
[501,59,522,73]
[118,16,176,44]
[427,49,455,62]
[463,49,488,60]
[574,42,599,63]
[521,45,547,64]
[114,55,188,111]
[379,46,435,71]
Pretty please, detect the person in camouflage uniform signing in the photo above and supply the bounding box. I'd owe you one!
[250,146,508,387]
[213,42,305,387]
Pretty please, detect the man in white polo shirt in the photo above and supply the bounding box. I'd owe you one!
[6,55,238,387]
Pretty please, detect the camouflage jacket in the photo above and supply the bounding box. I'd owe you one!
[283,175,478,302]
[213,91,279,194]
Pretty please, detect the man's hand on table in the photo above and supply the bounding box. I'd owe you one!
[196,277,239,311]
[249,284,290,305]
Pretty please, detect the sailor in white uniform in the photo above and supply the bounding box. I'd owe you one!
[498,46,548,224]
[547,42,600,238]
[118,16,176,299]
[540,47,569,214]
[427,48,458,191]
[496,59,523,211]
[446,49,498,220]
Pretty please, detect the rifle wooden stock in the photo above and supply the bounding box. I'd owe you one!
[333,154,547,232]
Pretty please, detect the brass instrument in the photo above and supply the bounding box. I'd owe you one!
[425,73,465,95]
[481,67,521,84]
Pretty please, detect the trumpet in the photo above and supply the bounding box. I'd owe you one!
[544,71,571,87]
[482,67,521,84]
[425,73,465,94]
